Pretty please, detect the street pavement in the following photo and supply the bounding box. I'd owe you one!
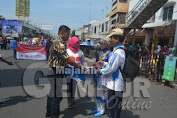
[0,49,177,118]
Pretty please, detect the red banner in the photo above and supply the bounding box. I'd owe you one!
[17,43,47,60]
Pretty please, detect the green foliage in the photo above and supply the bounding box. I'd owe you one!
[71,30,75,37]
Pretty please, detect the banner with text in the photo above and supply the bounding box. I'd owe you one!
[17,43,47,60]
[163,56,177,82]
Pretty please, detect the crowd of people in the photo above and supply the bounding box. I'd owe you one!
[11,36,53,60]
[123,42,177,86]
[126,42,177,61]
[0,36,11,50]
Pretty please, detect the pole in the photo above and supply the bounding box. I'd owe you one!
[133,29,136,45]
[174,21,177,46]
[151,29,155,54]
[23,0,26,22]
[18,0,20,21]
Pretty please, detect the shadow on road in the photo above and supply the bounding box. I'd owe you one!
[60,97,140,118]
[61,97,95,118]
[0,67,93,88]
[0,96,32,108]
[121,110,140,118]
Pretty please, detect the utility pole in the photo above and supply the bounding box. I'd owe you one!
[174,21,177,46]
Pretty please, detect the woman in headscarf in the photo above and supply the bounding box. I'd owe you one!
[91,37,112,117]
[66,36,87,108]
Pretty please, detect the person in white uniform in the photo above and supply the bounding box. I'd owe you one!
[91,38,112,117]
[97,28,125,118]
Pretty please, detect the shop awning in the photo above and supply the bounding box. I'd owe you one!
[142,20,173,28]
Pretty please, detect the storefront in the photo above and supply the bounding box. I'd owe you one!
[154,24,176,49]
[142,20,176,50]
[127,29,146,45]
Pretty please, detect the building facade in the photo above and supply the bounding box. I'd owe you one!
[110,0,129,29]
[90,17,111,46]
[127,0,177,49]
[0,19,50,39]
[143,0,177,48]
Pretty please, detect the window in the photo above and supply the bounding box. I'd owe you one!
[112,19,116,29]
[111,14,116,20]
[118,13,126,24]
[99,25,101,33]
[112,1,117,11]
[112,1,117,6]
[94,26,96,34]
[94,39,97,45]
[99,25,101,30]
[119,0,127,3]
[102,23,104,32]
[105,21,108,32]
[163,5,174,21]
[112,6,117,11]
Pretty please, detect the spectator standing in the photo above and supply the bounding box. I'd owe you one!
[0,36,3,50]
[13,38,17,59]
[45,37,53,60]
[3,37,7,50]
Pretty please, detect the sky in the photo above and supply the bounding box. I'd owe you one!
[0,0,111,36]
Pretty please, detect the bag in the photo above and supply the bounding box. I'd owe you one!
[118,47,139,82]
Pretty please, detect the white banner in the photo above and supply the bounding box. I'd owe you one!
[16,43,47,60]
[17,52,47,60]
[43,25,53,30]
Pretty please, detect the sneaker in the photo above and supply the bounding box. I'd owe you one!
[0,102,4,105]
[71,99,76,107]
[67,99,76,108]
[91,109,98,114]
[94,110,105,117]
[67,103,72,109]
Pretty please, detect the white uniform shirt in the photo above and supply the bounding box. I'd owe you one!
[100,44,125,91]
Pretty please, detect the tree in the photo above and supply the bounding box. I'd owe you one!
[71,30,75,37]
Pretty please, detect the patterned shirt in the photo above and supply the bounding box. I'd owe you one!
[48,38,69,68]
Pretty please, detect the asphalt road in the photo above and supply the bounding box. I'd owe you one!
[0,49,177,118]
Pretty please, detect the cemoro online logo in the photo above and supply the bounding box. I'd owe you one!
[23,63,152,110]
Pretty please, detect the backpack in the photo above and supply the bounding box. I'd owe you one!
[118,47,139,82]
